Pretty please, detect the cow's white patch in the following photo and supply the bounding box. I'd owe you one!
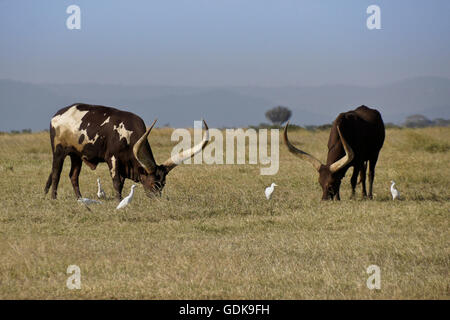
[110,155,117,178]
[100,117,110,127]
[51,105,100,152]
[114,122,133,144]
[51,105,85,135]
[79,129,99,144]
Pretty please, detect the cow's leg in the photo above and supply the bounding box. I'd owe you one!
[368,154,379,199]
[45,132,54,195]
[335,191,341,201]
[107,156,124,201]
[119,175,125,197]
[50,147,66,199]
[112,175,125,201]
[360,161,367,198]
[69,154,83,199]
[44,172,52,195]
[350,165,360,199]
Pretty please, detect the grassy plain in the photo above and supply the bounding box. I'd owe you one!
[0,127,449,299]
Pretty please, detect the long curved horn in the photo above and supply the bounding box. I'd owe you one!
[162,120,210,172]
[133,119,158,174]
[283,121,322,171]
[329,126,354,173]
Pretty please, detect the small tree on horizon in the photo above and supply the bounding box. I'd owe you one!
[403,114,432,128]
[265,106,292,126]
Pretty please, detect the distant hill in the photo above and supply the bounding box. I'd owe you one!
[403,114,450,128]
[0,76,449,131]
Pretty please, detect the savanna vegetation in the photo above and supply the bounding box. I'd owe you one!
[0,127,448,299]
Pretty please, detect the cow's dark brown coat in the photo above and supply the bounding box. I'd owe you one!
[284,105,385,200]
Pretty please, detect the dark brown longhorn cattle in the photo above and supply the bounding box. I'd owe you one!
[284,105,385,200]
[44,103,209,200]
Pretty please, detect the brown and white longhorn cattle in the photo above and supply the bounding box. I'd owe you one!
[284,105,385,200]
[44,103,209,200]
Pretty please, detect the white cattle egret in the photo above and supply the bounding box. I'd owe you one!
[390,180,400,200]
[265,183,278,200]
[97,178,106,199]
[116,185,137,209]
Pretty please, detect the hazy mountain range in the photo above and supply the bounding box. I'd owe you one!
[0,76,449,131]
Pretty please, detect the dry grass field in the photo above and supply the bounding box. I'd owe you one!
[0,127,449,299]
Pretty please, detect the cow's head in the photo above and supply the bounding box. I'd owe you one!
[284,123,354,200]
[133,120,209,197]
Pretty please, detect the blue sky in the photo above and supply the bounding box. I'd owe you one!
[1,0,449,86]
